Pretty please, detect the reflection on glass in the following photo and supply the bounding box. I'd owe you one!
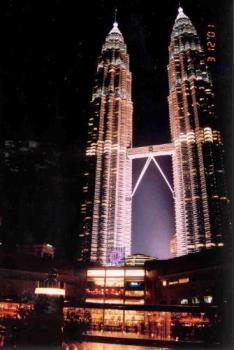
[81,308,221,343]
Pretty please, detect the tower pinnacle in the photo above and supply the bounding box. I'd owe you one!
[176,5,188,20]
[109,21,122,35]
[108,8,122,35]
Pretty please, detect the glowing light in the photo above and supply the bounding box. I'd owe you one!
[85,298,104,303]
[204,296,213,304]
[87,270,105,277]
[104,299,123,304]
[179,277,190,284]
[168,280,178,285]
[125,299,144,305]
[35,287,65,296]
[109,250,123,265]
[106,269,124,277]
[129,282,140,287]
[125,269,145,277]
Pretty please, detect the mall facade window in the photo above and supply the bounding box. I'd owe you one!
[85,267,145,305]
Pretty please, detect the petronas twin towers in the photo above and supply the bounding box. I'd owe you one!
[80,21,133,264]
[79,7,231,265]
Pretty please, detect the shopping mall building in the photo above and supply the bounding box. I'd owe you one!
[0,245,232,344]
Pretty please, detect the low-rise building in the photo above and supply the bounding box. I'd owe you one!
[145,248,232,306]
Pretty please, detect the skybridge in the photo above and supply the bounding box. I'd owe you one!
[127,143,175,198]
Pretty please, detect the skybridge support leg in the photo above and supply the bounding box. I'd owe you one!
[131,157,152,198]
[151,156,175,198]
[131,155,174,198]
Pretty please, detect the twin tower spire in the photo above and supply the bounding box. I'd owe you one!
[108,9,121,34]
[79,6,230,265]
[108,6,187,34]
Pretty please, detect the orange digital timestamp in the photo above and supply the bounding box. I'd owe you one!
[206,24,216,63]
[207,57,216,62]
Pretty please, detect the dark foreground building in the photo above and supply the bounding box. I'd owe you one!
[145,248,232,306]
[0,140,81,257]
[1,246,231,307]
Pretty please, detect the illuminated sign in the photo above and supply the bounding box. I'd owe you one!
[109,250,123,265]
[129,282,141,287]
[126,281,144,289]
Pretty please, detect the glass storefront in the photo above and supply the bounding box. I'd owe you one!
[104,309,123,331]
[63,306,221,343]
[0,302,32,318]
[86,268,145,305]
[0,303,222,344]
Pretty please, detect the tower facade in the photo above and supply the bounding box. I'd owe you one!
[79,21,133,265]
[168,7,231,256]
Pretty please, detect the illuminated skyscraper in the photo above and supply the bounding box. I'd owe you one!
[79,21,133,264]
[79,7,231,264]
[168,7,231,256]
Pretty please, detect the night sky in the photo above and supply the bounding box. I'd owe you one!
[0,0,232,259]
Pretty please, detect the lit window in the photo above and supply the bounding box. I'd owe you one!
[125,290,144,297]
[104,299,123,304]
[162,280,167,286]
[204,296,213,304]
[106,269,124,277]
[179,277,190,284]
[180,299,189,304]
[87,278,105,287]
[87,270,105,277]
[191,297,200,304]
[125,299,144,305]
[85,298,104,303]
[35,287,65,296]
[105,278,124,287]
[125,269,145,277]
[168,280,178,285]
